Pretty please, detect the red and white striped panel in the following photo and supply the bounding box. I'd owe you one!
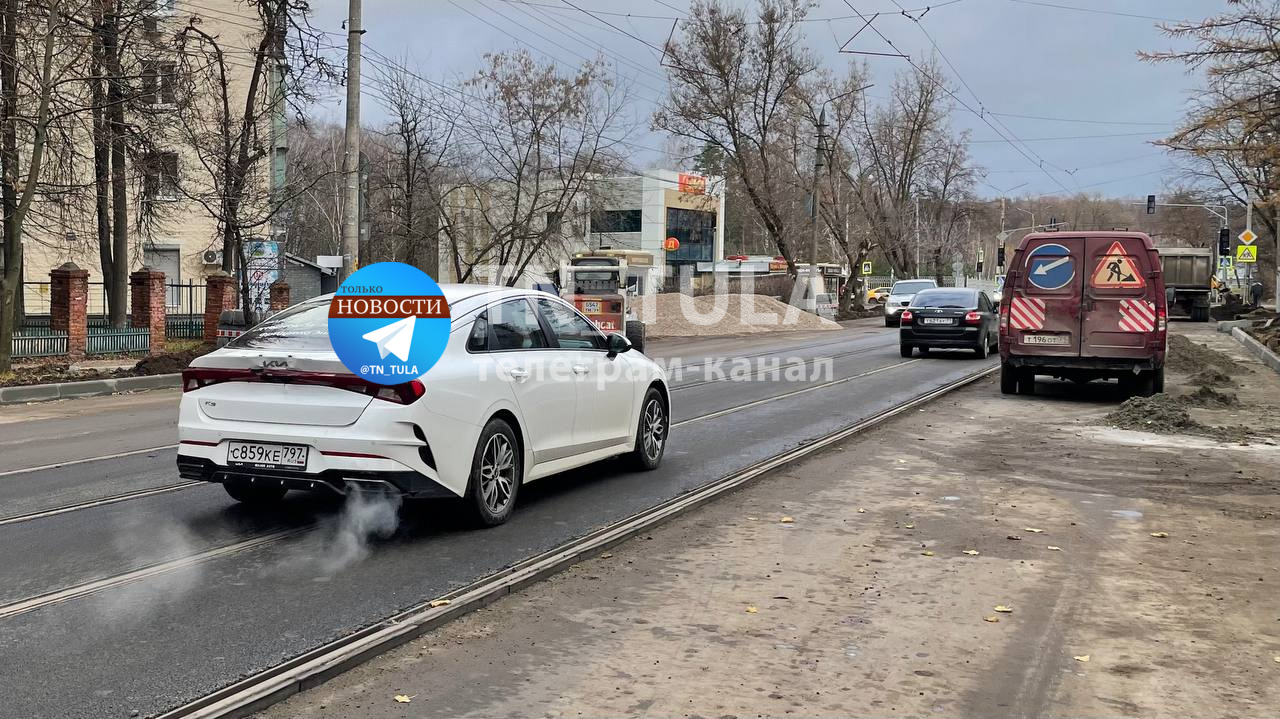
[1009,296,1046,331]
[1118,299,1156,332]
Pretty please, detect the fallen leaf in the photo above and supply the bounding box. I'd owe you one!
[1047,546,1062,551]
[780,517,794,524]
[745,606,758,614]
[599,552,613,559]
[904,524,915,529]
[984,615,1000,623]
[857,508,867,513]
[963,550,980,556]
[429,599,451,608]
[921,550,934,556]
[394,694,415,703]
[1007,535,1022,541]
[1073,655,1090,663]
[1150,532,1169,538]
[1274,656,1280,664]
[994,605,1013,613]
[1023,528,1045,533]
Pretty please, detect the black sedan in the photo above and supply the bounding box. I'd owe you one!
[898,288,999,359]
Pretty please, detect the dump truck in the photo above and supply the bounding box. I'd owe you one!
[1156,246,1214,322]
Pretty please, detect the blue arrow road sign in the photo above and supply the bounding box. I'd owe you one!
[1025,243,1075,291]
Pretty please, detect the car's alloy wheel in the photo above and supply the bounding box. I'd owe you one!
[641,396,666,463]
[628,388,667,470]
[467,418,521,526]
[479,433,516,515]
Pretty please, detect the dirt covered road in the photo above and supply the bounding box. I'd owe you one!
[260,324,1280,719]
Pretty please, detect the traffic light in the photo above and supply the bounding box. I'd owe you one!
[1218,227,1230,255]
[1146,195,1156,214]
[997,245,1006,266]
[976,260,983,273]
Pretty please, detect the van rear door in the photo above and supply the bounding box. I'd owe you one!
[1009,237,1084,357]
[1081,236,1156,359]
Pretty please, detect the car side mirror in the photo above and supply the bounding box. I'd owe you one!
[606,332,632,357]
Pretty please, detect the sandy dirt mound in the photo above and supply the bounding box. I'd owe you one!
[1105,394,1253,441]
[635,293,840,337]
[1179,385,1237,408]
[1166,334,1241,374]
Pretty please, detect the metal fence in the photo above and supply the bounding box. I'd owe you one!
[86,327,151,356]
[12,329,68,358]
[166,314,204,339]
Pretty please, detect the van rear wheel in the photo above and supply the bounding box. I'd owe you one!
[1000,363,1017,395]
[1016,370,1035,395]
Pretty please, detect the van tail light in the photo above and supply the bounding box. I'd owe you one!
[900,310,913,323]
[963,311,982,325]
[182,368,425,405]
[1156,305,1168,335]
[999,304,1009,330]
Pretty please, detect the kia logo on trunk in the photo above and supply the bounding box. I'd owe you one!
[259,359,289,369]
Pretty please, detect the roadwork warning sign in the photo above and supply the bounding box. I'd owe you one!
[1091,241,1145,289]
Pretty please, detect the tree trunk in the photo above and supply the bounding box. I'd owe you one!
[104,1,129,327]
[92,9,113,317]
[0,0,20,372]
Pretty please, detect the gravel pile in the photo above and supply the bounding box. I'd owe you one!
[1189,369,1232,387]
[1167,334,1241,374]
[635,293,840,338]
[1180,385,1238,408]
[1106,395,1202,434]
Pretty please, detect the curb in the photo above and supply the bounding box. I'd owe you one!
[1230,326,1280,374]
[0,373,181,405]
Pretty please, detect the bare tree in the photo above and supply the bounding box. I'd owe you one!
[1141,0,1280,297]
[654,0,818,276]
[438,50,631,286]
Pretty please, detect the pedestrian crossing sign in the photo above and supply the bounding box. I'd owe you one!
[1091,241,1145,288]
[1236,244,1257,263]
[861,261,873,275]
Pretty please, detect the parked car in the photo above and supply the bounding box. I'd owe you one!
[883,279,938,326]
[177,286,671,526]
[999,231,1167,397]
[867,286,891,304]
[899,288,999,358]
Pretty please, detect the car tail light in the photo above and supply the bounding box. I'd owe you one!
[1156,305,1167,334]
[963,311,982,325]
[999,304,1009,330]
[182,367,255,391]
[900,310,913,323]
[182,368,425,405]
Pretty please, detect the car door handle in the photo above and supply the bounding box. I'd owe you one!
[572,365,590,375]
[509,368,530,381]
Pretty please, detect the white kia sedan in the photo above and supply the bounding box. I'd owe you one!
[177,286,670,526]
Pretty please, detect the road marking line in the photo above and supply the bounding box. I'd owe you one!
[0,528,305,621]
[0,482,203,527]
[0,444,177,478]
[673,360,921,428]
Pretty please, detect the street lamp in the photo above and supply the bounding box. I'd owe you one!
[1014,206,1035,232]
[808,83,873,311]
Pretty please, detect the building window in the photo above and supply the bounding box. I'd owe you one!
[141,60,176,105]
[664,208,716,263]
[142,151,180,201]
[591,209,641,234]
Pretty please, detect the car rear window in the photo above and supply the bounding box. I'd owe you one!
[912,290,976,308]
[227,300,331,350]
[891,281,935,294]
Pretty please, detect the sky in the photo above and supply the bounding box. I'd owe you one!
[302,0,1215,201]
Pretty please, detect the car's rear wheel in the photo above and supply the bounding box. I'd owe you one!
[1000,363,1017,395]
[466,418,521,526]
[627,388,667,471]
[899,343,913,358]
[224,480,287,506]
[974,332,990,358]
[884,316,896,327]
[1016,370,1036,395]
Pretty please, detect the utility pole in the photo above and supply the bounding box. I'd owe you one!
[340,0,362,282]
[808,106,826,309]
[914,196,920,277]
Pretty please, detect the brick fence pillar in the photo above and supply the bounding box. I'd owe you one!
[50,262,89,359]
[269,280,291,312]
[203,272,236,345]
[130,267,167,355]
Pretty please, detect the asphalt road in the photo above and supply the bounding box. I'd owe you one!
[0,320,996,719]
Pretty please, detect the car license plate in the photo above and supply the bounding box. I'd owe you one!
[921,317,953,325]
[1021,334,1069,346]
[227,441,309,470]
[582,300,602,314]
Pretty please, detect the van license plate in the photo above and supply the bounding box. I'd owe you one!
[921,317,954,325]
[1021,334,1069,346]
[227,441,309,470]
[582,300,602,314]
